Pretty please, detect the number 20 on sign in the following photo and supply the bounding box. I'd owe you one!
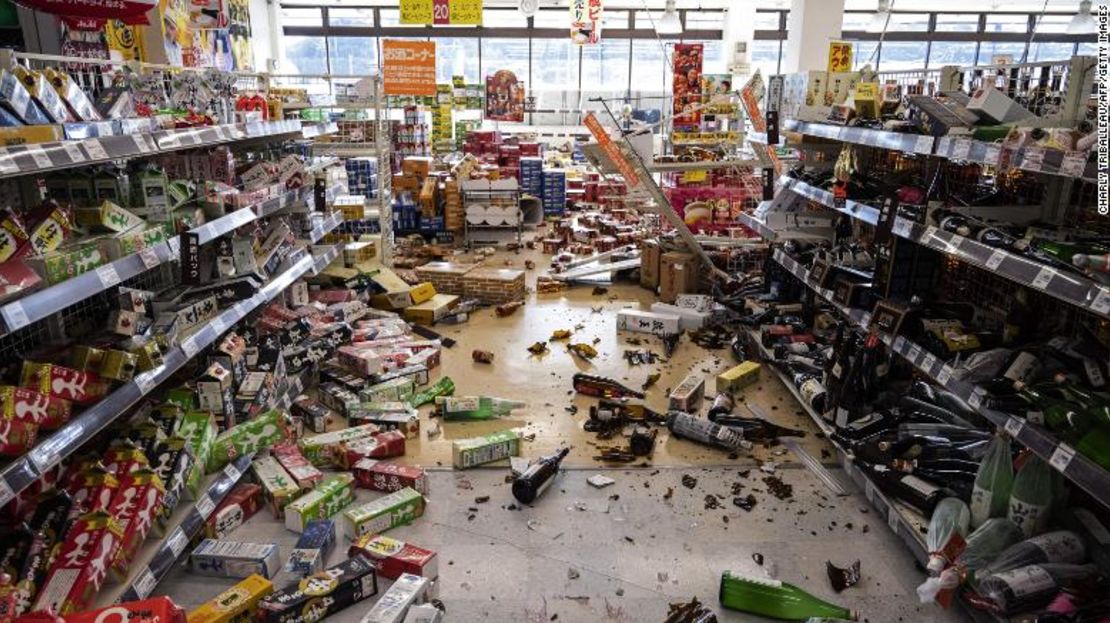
[400,0,482,25]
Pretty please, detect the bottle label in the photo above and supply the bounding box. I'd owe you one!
[1009,499,1049,538]
[846,412,882,431]
[969,484,993,528]
[1003,352,1040,383]
[993,565,1055,599]
[798,378,825,409]
[1026,411,1044,425]
[1074,509,1110,545]
[1083,358,1105,388]
[444,396,479,412]
[831,363,842,379]
[1029,531,1085,562]
[901,474,941,498]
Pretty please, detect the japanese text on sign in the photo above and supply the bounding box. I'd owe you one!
[827,40,853,73]
[583,113,641,188]
[399,0,481,25]
[382,40,437,96]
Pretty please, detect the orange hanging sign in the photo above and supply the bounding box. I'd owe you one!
[583,112,641,188]
[382,40,437,96]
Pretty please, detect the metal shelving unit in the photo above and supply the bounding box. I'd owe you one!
[782,120,936,156]
[777,176,882,226]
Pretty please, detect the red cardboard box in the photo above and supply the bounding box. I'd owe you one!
[109,468,165,575]
[348,534,438,580]
[204,482,262,539]
[20,363,109,405]
[271,443,323,489]
[340,430,406,468]
[62,597,186,623]
[0,385,71,430]
[34,511,125,615]
[66,467,120,516]
[352,461,427,495]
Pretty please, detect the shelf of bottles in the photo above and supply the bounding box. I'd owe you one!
[771,248,1110,510]
[782,120,936,156]
[777,176,882,226]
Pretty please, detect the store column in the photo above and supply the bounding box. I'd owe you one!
[782,0,846,72]
[721,2,756,78]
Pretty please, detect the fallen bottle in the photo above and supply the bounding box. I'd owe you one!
[667,411,751,452]
[719,571,857,620]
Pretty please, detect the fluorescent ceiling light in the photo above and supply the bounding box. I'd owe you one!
[866,0,892,32]
[1065,0,1097,34]
[656,0,683,33]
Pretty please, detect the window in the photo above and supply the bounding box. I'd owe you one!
[878,41,928,70]
[280,7,322,27]
[1031,15,1073,34]
[534,9,567,29]
[483,9,526,28]
[694,40,728,75]
[935,13,979,32]
[604,11,630,30]
[531,38,579,91]
[684,10,724,31]
[978,40,1026,65]
[379,9,423,27]
[842,11,872,31]
[328,36,376,75]
[886,13,930,31]
[433,37,480,83]
[1029,42,1076,62]
[282,36,327,74]
[754,10,782,30]
[1079,42,1096,56]
[751,40,781,77]
[630,39,669,98]
[851,41,880,70]
[581,39,630,96]
[328,8,373,27]
[985,14,1029,33]
[929,41,977,68]
[481,38,529,83]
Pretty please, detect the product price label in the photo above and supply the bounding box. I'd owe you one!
[1084,358,1105,387]
[168,236,180,256]
[159,134,180,149]
[985,250,1006,271]
[62,142,84,164]
[25,146,52,169]
[887,506,900,532]
[1004,417,1024,438]
[82,139,109,160]
[860,312,872,327]
[139,247,160,269]
[0,477,13,508]
[923,225,939,242]
[135,372,156,395]
[983,144,1002,166]
[893,336,907,353]
[937,365,953,386]
[95,264,121,288]
[1090,287,1110,315]
[906,344,922,363]
[130,135,152,154]
[1031,266,1055,291]
[181,334,201,358]
[167,527,188,558]
[914,135,933,154]
[1021,146,1046,171]
[864,479,877,503]
[195,494,216,520]
[952,138,972,161]
[921,353,938,373]
[1027,410,1045,425]
[891,218,912,238]
[1050,444,1076,472]
[0,154,18,174]
[968,391,983,410]
[225,463,242,481]
[1060,151,1088,177]
[29,446,58,474]
[210,316,227,335]
[2,302,30,332]
[133,568,157,599]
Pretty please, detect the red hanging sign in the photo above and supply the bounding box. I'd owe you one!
[15,0,158,22]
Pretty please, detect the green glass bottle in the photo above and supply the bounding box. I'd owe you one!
[1013,382,1091,437]
[719,572,857,621]
[1040,381,1110,431]
[1077,427,1110,471]
[435,396,527,420]
[408,376,455,407]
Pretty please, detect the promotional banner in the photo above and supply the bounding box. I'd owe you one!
[400,0,482,25]
[13,0,157,23]
[672,43,703,126]
[827,40,852,73]
[485,70,525,122]
[570,0,602,45]
[383,40,437,96]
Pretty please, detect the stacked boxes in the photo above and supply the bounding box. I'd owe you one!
[542,169,566,216]
[344,158,378,197]
[444,179,463,232]
[519,157,543,197]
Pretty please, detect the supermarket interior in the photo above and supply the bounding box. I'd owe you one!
[0,0,1105,621]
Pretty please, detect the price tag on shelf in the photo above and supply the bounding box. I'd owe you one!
[893,336,906,354]
[864,479,877,503]
[968,391,983,410]
[887,506,900,532]
[168,237,180,256]
[937,365,953,386]
[130,135,152,154]
[860,312,872,328]
[983,144,1002,166]
[921,353,938,374]
[195,494,216,520]
[1031,266,1055,291]
[1060,151,1088,177]
[891,218,912,238]
[1090,287,1110,315]
[61,142,84,164]
[181,334,201,358]
[225,462,242,481]
[95,264,121,288]
[82,139,109,160]
[210,316,227,335]
[952,138,972,161]
[1004,417,1024,438]
[1021,146,1046,171]
[1027,410,1044,425]
[139,247,160,269]
[985,250,1006,271]
[1050,444,1076,472]
[922,225,938,241]
[906,344,922,364]
[0,154,18,174]
[2,302,30,332]
[25,146,52,169]
[135,372,156,395]
[914,135,933,154]
[160,134,180,149]
[0,478,14,509]
[167,527,188,558]
[133,568,157,599]
[29,446,58,474]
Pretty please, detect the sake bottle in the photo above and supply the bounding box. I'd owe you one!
[977,563,1098,615]
[925,498,971,575]
[969,435,1014,529]
[408,376,455,407]
[436,396,527,420]
[974,530,1086,582]
[1007,456,1055,538]
[719,572,857,620]
[916,518,1025,604]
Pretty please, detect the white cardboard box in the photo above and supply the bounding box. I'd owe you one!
[616,309,681,336]
[650,303,710,330]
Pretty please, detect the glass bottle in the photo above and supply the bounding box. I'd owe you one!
[667,412,749,452]
[977,563,1098,616]
[511,447,570,504]
[1007,455,1055,538]
[917,518,1025,604]
[408,376,454,407]
[855,460,951,516]
[572,373,645,399]
[719,572,857,620]
[925,498,971,575]
[970,435,1014,529]
[975,530,1086,583]
[436,396,527,420]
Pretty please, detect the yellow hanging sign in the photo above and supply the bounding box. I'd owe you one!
[399,0,482,25]
[827,40,853,73]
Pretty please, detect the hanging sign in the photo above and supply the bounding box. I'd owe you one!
[399,0,482,25]
[15,0,157,23]
[673,43,703,126]
[827,40,852,73]
[485,70,525,122]
[382,40,437,96]
[583,113,641,188]
[570,0,602,45]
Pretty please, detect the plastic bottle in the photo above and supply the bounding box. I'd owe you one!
[969,435,1014,529]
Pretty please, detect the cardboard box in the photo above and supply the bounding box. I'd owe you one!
[649,303,709,330]
[286,519,335,577]
[717,361,761,393]
[207,410,288,473]
[640,239,661,288]
[257,558,378,623]
[451,430,521,469]
[359,573,430,623]
[186,574,273,623]
[272,443,324,490]
[348,535,438,580]
[659,252,697,304]
[409,282,436,305]
[284,474,355,533]
[66,598,184,623]
[190,539,282,579]
[342,487,425,539]
[352,461,427,495]
[298,424,380,467]
[252,456,300,517]
[616,309,682,336]
[34,511,124,614]
[109,468,165,574]
[668,373,706,412]
[205,483,262,539]
[402,294,459,325]
[339,430,407,468]
[350,410,419,440]
[360,377,416,404]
